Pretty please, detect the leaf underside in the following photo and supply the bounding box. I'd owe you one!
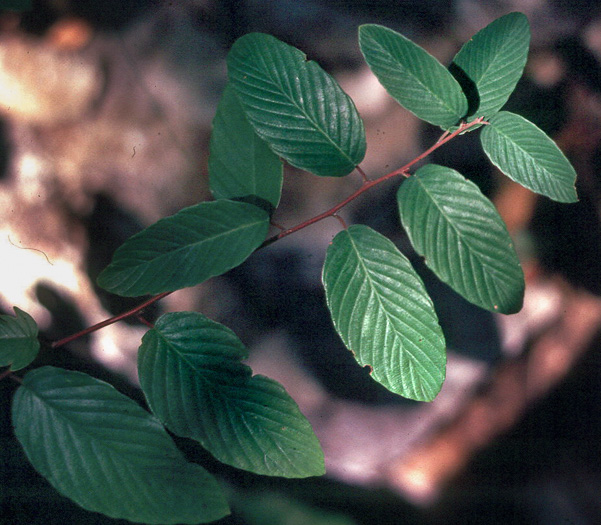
[359,24,467,128]
[322,225,446,402]
[12,366,229,524]
[398,164,525,314]
[138,312,325,478]
[227,32,366,177]
[481,111,578,203]
[97,199,270,297]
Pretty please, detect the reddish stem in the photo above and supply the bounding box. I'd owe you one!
[356,165,370,182]
[261,117,485,249]
[51,291,171,348]
[49,117,485,348]
[136,315,155,330]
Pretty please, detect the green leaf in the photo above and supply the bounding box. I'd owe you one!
[209,84,283,210]
[227,32,366,177]
[12,366,229,524]
[138,312,325,478]
[0,307,39,371]
[481,111,578,203]
[322,225,446,401]
[97,199,269,297]
[451,12,530,120]
[359,24,467,128]
[397,164,525,314]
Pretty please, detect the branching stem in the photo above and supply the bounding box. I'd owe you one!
[50,117,485,347]
[260,116,485,249]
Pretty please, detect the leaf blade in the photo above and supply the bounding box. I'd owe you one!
[209,84,283,210]
[451,12,530,119]
[359,24,468,128]
[227,32,366,177]
[12,366,229,524]
[397,164,525,314]
[0,307,39,371]
[322,225,446,402]
[138,312,325,478]
[97,200,270,297]
[481,111,578,203]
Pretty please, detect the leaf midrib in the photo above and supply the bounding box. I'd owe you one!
[344,230,441,387]
[365,30,464,121]
[238,43,358,168]
[413,177,515,282]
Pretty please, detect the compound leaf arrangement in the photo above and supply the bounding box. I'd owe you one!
[3,12,578,524]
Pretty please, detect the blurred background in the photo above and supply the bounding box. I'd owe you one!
[1,0,601,523]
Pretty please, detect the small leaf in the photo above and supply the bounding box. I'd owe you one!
[397,164,525,314]
[481,111,578,203]
[138,312,325,478]
[451,12,530,120]
[12,366,229,524]
[322,225,446,401]
[97,199,269,297]
[359,24,467,128]
[227,32,366,177]
[0,307,39,371]
[209,84,283,210]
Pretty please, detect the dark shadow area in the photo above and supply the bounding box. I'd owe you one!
[448,63,480,119]
[0,119,11,182]
[431,331,601,524]
[19,0,160,34]
[531,191,601,296]
[83,194,159,321]
[316,0,455,33]
[35,283,88,345]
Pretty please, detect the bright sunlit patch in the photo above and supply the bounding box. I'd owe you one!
[16,153,47,202]
[0,228,80,326]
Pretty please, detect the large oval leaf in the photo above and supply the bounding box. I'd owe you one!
[359,24,467,128]
[97,199,269,297]
[0,307,39,371]
[209,84,283,210]
[451,12,530,119]
[481,111,578,203]
[227,32,366,177]
[322,225,446,401]
[12,366,229,524]
[138,312,325,478]
[397,164,524,314]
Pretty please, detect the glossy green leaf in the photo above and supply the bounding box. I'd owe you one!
[359,24,467,128]
[0,307,39,371]
[12,366,229,524]
[451,12,530,120]
[209,84,283,210]
[481,111,578,203]
[322,225,446,401]
[227,32,366,177]
[97,199,269,297]
[138,312,325,478]
[398,164,524,314]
